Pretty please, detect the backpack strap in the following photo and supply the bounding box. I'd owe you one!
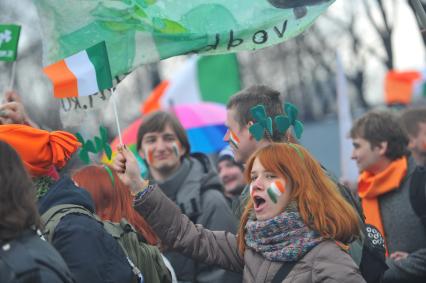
[102,220,143,281]
[41,204,95,243]
[271,261,297,283]
[409,166,426,228]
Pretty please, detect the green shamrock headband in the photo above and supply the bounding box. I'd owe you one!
[248,103,304,141]
[287,143,304,160]
[75,126,112,164]
[275,103,304,139]
[248,105,273,141]
[103,164,115,187]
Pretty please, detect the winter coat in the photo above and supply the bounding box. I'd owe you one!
[135,186,365,283]
[38,176,135,283]
[154,153,241,283]
[0,229,74,283]
[378,157,426,282]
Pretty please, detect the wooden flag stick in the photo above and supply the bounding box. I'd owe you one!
[8,61,16,90]
[111,88,123,146]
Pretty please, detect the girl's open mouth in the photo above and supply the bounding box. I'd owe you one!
[253,195,267,212]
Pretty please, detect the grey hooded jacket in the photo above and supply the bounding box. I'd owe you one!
[380,157,426,283]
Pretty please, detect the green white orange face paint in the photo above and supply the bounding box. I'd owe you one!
[229,130,240,149]
[172,142,180,157]
[267,180,286,204]
[145,149,154,165]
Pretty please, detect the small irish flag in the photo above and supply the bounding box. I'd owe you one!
[43,41,112,98]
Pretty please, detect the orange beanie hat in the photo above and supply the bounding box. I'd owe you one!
[0,124,81,177]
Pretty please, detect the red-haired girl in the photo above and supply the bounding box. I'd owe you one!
[114,143,364,282]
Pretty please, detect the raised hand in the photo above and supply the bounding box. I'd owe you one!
[112,145,148,195]
[0,90,38,127]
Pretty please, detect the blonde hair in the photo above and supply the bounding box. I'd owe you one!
[237,143,360,254]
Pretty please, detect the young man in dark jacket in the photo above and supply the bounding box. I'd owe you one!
[136,111,241,283]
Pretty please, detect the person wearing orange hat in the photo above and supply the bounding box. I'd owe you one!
[0,91,139,283]
[0,124,81,178]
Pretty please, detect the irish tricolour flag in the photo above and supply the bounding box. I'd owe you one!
[43,41,112,98]
[141,54,240,114]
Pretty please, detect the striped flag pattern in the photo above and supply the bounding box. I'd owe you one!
[267,180,286,203]
[43,41,112,98]
[229,130,240,149]
[142,55,240,113]
[172,142,180,157]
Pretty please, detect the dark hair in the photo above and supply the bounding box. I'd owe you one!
[350,110,409,160]
[400,107,426,137]
[217,155,244,171]
[136,111,190,157]
[226,85,285,141]
[0,141,40,241]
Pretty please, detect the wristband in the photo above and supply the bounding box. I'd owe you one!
[131,179,150,196]
[133,184,155,203]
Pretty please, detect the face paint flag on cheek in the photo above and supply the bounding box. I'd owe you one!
[229,130,240,149]
[172,142,180,157]
[267,180,286,204]
[145,149,154,165]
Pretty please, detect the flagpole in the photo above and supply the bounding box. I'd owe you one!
[411,0,426,29]
[111,88,123,146]
[8,61,16,90]
[336,51,358,185]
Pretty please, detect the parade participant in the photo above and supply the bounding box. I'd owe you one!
[0,141,74,283]
[224,85,387,282]
[351,110,426,282]
[113,142,365,282]
[400,107,426,166]
[0,124,137,283]
[216,146,245,204]
[223,85,286,217]
[72,164,174,283]
[136,110,241,283]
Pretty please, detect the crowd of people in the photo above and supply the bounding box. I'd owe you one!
[0,85,425,283]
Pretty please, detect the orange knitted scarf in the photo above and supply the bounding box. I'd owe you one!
[358,157,407,255]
